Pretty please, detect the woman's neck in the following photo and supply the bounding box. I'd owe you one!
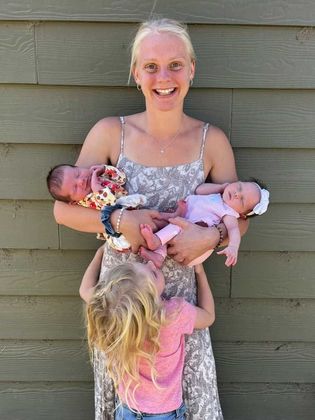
[143,108,186,139]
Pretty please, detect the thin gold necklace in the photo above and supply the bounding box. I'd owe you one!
[147,127,181,154]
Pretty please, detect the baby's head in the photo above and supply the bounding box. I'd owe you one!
[223,179,269,217]
[47,164,92,202]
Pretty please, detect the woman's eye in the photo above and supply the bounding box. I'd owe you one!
[145,63,157,72]
[169,62,182,70]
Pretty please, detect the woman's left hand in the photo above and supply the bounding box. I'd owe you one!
[166,217,220,265]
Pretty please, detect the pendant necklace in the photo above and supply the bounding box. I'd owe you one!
[148,127,181,154]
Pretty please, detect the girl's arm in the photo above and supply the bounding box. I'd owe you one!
[79,245,104,303]
[193,264,215,329]
[217,215,241,267]
[195,182,229,195]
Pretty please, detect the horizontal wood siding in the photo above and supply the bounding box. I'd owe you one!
[1,3,315,419]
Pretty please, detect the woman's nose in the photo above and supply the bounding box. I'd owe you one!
[158,67,170,81]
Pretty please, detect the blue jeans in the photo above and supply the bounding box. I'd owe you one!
[114,401,186,420]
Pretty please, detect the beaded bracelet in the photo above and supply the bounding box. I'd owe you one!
[116,207,126,234]
[100,204,122,238]
[214,224,224,249]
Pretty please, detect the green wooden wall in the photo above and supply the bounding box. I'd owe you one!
[1,1,315,419]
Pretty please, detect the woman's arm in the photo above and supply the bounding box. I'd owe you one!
[167,126,249,265]
[53,118,119,231]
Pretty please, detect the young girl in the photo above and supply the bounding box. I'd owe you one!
[80,246,215,419]
[140,179,270,268]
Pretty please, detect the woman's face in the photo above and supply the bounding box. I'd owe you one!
[133,32,195,112]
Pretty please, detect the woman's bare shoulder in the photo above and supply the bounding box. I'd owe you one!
[203,124,237,183]
[76,117,122,166]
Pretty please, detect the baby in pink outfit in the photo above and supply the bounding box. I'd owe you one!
[140,179,270,267]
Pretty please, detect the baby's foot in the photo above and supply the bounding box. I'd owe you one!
[174,199,187,218]
[139,247,164,269]
[140,224,161,251]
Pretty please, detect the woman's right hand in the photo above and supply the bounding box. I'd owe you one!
[111,208,162,253]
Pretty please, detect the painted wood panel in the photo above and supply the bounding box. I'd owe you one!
[213,298,315,342]
[232,90,315,148]
[0,340,92,381]
[1,1,315,26]
[1,296,314,341]
[234,148,315,203]
[0,200,58,249]
[219,383,315,420]
[0,22,36,83]
[0,382,93,420]
[241,204,315,252]
[0,143,79,199]
[233,251,315,298]
[0,85,231,144]
[214,341,315,383]
[0,296,84,339]
[58,203,315,252]
[0,249,94,295]
[5,146,314,203]
[35,23,315,88]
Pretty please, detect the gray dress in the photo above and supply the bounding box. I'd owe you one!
[94,117,223,420]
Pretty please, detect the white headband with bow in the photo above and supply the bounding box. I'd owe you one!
[246,184,270,216]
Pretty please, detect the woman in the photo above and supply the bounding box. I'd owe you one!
[54,18,247,419]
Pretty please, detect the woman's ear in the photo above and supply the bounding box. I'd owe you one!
[190,60,196,80]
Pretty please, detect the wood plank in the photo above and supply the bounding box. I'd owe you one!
[234,148,315,204]
[0,249,95,295]
[204,254,230,298]
[212,298,315,342]
[0,296,84,339]
[1,1,315,26]
[232,251,315,298]
[240,204,315,252]
[36,23,315,88]
[0,200,58,249]
[214,341,315,383]
[0,382,93,420]
[219,383,315,420]
[0,22,36,83]
[0,85,230,144]
[2,145,314,203]
[0,340,92,381]
[0,248,228,298]
[1,296,314,341]
[60,203,315,252]
[232,89,315,148]
[0,143,79,199]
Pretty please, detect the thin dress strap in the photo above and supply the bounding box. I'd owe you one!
[119,116,125,156]
[199,123,210,160]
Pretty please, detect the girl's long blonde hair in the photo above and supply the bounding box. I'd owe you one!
[86,262,165,408]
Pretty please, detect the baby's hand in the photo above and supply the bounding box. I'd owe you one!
[217,245,238,267]
[91,169,104,192]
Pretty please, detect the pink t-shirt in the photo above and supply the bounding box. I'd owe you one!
[118,297,197,413]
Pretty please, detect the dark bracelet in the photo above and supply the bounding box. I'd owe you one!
[214,224,224,249]
[100,204,122,238]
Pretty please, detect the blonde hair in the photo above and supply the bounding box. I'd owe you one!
[129,18,196,83]
[86,262,165,408]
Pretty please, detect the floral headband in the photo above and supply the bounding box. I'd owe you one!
[246,184,270,216]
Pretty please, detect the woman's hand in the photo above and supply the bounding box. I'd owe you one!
[112,208,162,253]
[166,217,220,265]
